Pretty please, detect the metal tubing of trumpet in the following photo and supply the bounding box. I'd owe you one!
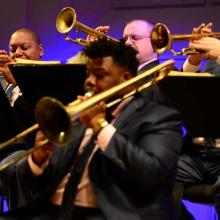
[167,70,213,77]
[151,23,220,55]
[74,20,118,43]
[0,124,39,150]
[0,139,48,172]
[56,7,118,46]
[171,32,220,41]
[64,35,88,46]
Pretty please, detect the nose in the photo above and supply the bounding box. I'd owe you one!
[84,74,96,91]
[13,47,24,58]
[124,37,133,46]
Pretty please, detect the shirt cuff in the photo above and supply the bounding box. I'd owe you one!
[183,57,201,72]
[28,155,49,176]
[96,124,116,151]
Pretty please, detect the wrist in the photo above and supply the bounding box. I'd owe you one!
[188,56,202,66]
[31,153,50,167]
[92,118,109,134]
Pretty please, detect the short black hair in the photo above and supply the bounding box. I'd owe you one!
[82,38,138,76]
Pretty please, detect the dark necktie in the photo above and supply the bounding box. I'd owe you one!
[58,136,95,220]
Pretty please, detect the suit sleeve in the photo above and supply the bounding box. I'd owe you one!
[102,104,182,191]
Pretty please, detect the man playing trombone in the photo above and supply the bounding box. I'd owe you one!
[0,38,182,220]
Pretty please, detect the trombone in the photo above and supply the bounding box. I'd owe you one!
[150,23,220,56]
[56,7,118,46]
[0,59,174,172]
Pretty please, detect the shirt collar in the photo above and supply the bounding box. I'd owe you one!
[138,58,158,71]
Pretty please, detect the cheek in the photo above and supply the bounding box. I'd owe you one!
[145,41,154,52]
[96,79,115,92]
[22,50,33,59]
[96,81,108,92]
[27,48,41,59]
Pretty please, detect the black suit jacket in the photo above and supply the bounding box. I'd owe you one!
[1,89,182,220]
[138,59,172,105]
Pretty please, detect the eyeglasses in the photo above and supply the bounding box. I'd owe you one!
[123,34,150,42]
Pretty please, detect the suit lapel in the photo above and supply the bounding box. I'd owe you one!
[113,94,144,129]
[113,60,160,129]
[138,59,160,74]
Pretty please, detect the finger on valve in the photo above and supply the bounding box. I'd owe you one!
[87,26,110,42]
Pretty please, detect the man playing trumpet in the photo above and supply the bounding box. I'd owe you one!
[176,22,220,219]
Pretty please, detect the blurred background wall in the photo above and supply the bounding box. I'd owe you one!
[0,1,220,218]
[1,0,220,68]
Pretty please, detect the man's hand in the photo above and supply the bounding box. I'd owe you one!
[86,26,110,42]
[188,22,212,65]
[79,102,107,134]
[0,50,16,84]
[31,131,53,166]
[189,37,220,61]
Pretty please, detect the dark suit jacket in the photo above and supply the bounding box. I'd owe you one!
[1,89,182,220]
[138,59,172,105]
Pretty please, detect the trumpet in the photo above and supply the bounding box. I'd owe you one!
[0,60,174,172]
[56,7,118,46]
[150,23,220,56]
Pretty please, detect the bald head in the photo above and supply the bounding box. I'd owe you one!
[126,20,154,37]
[123,20,157,65]
[9,28,44,60]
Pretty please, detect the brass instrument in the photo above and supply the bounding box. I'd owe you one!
[0,90,94,151]
[56,7,119,46]
[150,23,220,56]
[0,60,174,172]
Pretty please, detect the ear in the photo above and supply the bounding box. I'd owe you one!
[123,71,133,80]
[39,44,44,58]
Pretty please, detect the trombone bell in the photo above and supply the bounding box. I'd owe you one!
[35,97,73,146]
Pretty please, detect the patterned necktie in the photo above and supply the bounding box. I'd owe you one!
[58,136,95,220]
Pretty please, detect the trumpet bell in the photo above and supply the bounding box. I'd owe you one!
[150,23,171,54]
[56,7,77,34]
[151,23,220,56]
[35,97,73,146]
